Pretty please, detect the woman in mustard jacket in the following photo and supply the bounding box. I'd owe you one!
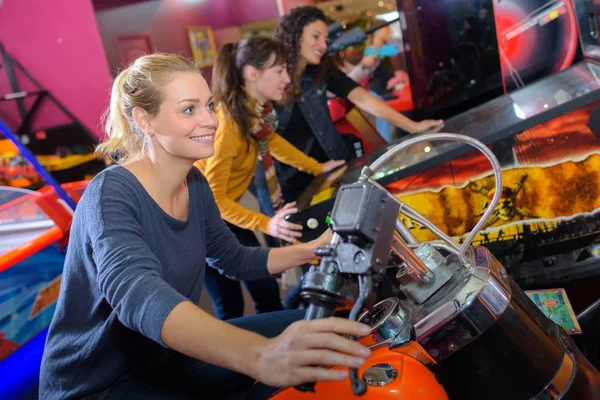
[195,37,343,319]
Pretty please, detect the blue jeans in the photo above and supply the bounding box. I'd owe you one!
[252,161,276,218]
[203,221,282,320]
[369,90,394,142]
[83,310,305,400]
[204,267,283,320]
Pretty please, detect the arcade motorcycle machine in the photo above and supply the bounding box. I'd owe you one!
[279,0,600,396]
[252,133,600,400]
[289,0,600,313]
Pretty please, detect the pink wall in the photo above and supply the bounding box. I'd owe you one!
[0,0,112,139]
[213,26,243,51]
[281,0,313,14]
[230,0,279,26]
[96,0,236,76]
[95,0,283,78]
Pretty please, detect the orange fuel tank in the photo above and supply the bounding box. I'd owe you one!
[268,347,448,400]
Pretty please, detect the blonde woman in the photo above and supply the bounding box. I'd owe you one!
[39,54,370,399]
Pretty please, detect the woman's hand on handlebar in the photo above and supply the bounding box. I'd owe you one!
[311,228,333,253]
[268,202,303,243]
[253,318,372,387]
[321,159,346,173]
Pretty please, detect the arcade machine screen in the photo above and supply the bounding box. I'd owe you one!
[494,0,581,92]
[399,0,504,119]
[400,0,582,118]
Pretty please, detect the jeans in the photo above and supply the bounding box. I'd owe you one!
[83,310,305,400]
[281,264,311,310]
[252,160,276,218]
[370,90,394,142]
[203,221,283,320]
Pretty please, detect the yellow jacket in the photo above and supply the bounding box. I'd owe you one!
[195,108,323,234]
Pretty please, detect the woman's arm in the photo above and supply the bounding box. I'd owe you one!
[161,302,267,377]
[202,168,332,278]
[161,301,372,387]
[346,55,379,83]
[268,133,345,176]
[93,173,371,389]
[198,120,272,234]
[266,230,331,274]
[268,132,323,175]
[346,85,443,134]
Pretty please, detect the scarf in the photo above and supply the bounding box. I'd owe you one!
[249,99,283,211]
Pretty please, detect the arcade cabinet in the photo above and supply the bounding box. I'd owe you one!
[0,43,105,190]
[293,0,600,286]
[288,4,600,367]
[0,114,87,398]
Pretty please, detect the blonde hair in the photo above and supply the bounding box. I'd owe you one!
[97,53,201,163]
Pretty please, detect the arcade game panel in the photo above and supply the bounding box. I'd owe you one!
[289,0,600,292]
[399,0,582,120]
[0,43,105,190]
[0,118,87,399]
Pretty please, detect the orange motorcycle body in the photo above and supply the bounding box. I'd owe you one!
[268,346,448,400]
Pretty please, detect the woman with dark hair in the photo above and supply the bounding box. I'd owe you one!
[273,6,444,202]
[195,37,344,320]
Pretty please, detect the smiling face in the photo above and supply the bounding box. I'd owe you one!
[145,71,219,162]
[299,19,329,65]
[251,54,291,103]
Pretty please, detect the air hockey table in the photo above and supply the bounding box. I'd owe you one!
[0,182,87,399]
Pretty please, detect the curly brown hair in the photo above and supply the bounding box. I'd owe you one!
[275,6,339,100]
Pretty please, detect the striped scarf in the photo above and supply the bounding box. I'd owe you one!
[250,99,283,211]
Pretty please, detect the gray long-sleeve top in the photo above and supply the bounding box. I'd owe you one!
[39,166,270,399]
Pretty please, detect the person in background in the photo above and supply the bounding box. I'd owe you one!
[195,37,344,320]
[39,53,370,399]
[273,6,444,203]
[346,26,412,142]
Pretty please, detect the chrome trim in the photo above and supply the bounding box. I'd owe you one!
[359,297,412,348]
[363,363,398,387]
[367,339,392,351]
[391,234,434,284]
[533,334,577,399]
[395,219,418,244]
[412,247,512,361]
[364,133,503,265]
